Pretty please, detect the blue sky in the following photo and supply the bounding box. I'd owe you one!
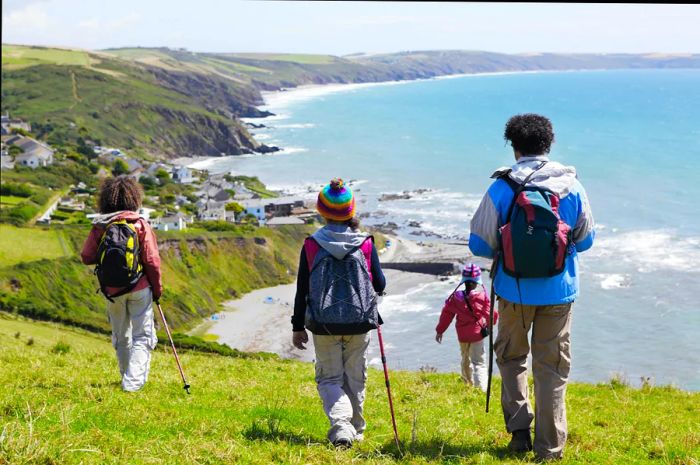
[2,1,699,55]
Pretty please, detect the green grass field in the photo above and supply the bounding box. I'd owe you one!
[1,317,698,465]
[229,53,337,64]
[0,196,27,208]
[0,225,71,267]
[1,44,91,69]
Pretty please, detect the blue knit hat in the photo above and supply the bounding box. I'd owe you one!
[460,263,482,285]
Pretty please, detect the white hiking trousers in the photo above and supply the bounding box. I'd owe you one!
[313,332,371,444]
[107,287,158,392]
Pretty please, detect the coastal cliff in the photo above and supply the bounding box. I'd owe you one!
[3,44,700,159]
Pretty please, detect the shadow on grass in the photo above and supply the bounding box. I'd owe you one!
[373,438,515,462]
[242,420,319,446]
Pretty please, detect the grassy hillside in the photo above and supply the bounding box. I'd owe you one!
[1,45,265,157]
[1,317,698,465]
[0,224,311,332]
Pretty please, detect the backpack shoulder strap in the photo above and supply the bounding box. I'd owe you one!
[503,161,548,224]
[304,237,321,272]
[359,236,374,280]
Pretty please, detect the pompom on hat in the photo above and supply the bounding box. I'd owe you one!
[459,263,482,285]
[317,178,356,222]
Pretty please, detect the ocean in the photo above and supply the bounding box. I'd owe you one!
[193,69,700,390]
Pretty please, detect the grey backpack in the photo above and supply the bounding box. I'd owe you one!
[304,237,379,335]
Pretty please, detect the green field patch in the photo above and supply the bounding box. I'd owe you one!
[232,53,337,64]
[0,225,71,267]
[2,45,90,69]
[0,195,28,208]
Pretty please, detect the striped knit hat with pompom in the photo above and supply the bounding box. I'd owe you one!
[317,178,356,222]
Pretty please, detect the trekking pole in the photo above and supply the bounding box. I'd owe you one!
[485,254,498,413]
[156,301,191,395]
[377,324,401,451]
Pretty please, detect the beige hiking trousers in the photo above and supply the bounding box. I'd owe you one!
[313,333,371,443]
[495,298,572,460]
[459,340,487,391]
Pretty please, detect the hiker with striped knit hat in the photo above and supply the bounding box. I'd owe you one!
[435,263,496,391]
[291,178,386,449]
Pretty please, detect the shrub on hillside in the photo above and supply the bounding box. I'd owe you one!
[1,182,33,198]
[51,341,71,354]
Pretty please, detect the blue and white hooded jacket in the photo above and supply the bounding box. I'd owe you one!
[469,155,595,305]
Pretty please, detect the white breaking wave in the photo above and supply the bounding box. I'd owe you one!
[274,123,316,129]
[590,230,700,273]
[595,273,632,290]
[276,147,308,155]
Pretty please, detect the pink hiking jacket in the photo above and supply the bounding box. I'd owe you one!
[435,289,496,343]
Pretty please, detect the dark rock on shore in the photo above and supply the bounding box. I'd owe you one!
[256,145,281,154]
[379,192,412,202]
[245,122,268,129]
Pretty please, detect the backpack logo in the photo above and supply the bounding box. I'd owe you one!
[499,187,572,278]
[304,238,378,333]
[95,220,143,299]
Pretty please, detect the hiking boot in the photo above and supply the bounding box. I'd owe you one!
[333,437,353,449]
[508,429,533,453]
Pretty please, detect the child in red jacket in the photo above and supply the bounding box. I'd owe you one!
[81,176,163,392]
[435,263,497,391]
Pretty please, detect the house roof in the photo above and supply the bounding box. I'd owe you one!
[266,216,305,225]
[10,136,53,160]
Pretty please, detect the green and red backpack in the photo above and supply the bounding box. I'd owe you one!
[95,219,143,301]
[497,162,572,278]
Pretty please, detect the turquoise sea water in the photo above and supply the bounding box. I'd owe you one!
[201,70,700,390]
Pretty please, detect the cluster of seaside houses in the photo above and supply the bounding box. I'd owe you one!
[1,116,54,170]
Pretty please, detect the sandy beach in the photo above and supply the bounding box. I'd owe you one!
[191,236,461,362]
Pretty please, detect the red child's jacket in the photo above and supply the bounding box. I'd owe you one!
[435,289,497,343]
[80,211,163,299]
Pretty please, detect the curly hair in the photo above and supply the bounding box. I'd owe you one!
[504,114,555,155]
[98,176,143,213]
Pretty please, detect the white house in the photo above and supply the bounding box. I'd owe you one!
[155,212,188,231]
[197,200,226,221]
[138,207,156,221]
[9,136,54,169]
[172,165,194,184]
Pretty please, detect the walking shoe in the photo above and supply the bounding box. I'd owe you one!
[508,429,533,453]
[333,437,353,449]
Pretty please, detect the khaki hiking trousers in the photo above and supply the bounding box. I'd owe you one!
[459,340,487,391]
[495,298,572,460]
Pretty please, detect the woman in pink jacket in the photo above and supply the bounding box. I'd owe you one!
[435,264,497,391]
[81,176,163,392]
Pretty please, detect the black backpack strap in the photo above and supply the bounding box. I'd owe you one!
[464,292,487,331]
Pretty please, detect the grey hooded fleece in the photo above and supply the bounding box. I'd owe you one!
[291,224,386,332]
[311,224,369,259]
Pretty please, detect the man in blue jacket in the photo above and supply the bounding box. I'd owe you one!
[469,114,594,461]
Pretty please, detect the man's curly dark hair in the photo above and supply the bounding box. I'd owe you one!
[504,114,555,155]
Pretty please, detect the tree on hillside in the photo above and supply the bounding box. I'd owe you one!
[139,175,157,189]
[225,202,244,213]
[112,159,129,176]
[155,169,171,185]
